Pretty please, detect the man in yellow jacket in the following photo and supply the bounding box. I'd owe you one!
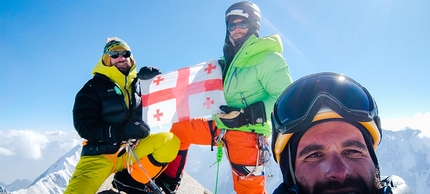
[65,37,180,194]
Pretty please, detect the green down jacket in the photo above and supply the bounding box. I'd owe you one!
[213,34,292,137]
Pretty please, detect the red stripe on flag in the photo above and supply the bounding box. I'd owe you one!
[142,67,223,122]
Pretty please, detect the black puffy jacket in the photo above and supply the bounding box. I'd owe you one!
[73,73,142,156]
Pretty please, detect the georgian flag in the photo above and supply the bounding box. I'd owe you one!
[140,59,226,127]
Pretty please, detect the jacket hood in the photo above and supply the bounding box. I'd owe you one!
[91,58,137,88]
[232,34,283,68]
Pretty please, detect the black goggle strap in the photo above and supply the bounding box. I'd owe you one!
[287,143,297,185]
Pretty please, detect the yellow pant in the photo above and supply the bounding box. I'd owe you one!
[64,132,180,194]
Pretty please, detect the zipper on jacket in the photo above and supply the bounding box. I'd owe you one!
[225,68,238,93]
[124,77,132,111]
[240,93,249,106]
[224,44,245,93]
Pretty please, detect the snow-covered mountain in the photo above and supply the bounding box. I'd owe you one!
[0,180,31,193]
[376,128,430,194]
[0,186,11,194]
[10,145,80,194]
[4,128,429,194]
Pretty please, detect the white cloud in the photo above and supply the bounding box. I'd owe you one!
[0,129,81,160]
[383,112,430,138]
[0,129,49,160]
[43,130,82,151]
[0,129,82,184]
[0,147,15,156]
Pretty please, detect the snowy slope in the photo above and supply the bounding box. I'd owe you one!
[377,128,430,194]
[0,180,31,192]
[11,146,80,194]
[0,186,11,194]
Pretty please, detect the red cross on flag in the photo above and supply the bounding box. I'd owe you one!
[140,59,226,127]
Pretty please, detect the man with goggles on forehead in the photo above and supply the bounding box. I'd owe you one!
[65,37,180,193]
[271,72,413,194]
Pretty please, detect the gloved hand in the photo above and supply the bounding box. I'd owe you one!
[217,101,267,128]
[138,66,162,80]
[122,120,150,140]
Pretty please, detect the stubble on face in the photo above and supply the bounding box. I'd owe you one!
[111,58,131,75]
[298,175,380,194]
[230,30,247,41]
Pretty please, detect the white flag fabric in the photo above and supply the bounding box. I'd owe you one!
[140,59,226,127]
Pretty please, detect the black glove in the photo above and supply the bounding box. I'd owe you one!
[122,120,150,140]
[138,66,162,80]
[217,101,267,128]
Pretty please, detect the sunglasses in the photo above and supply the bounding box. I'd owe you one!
[227,21,250,32]
[272,72,378,135]
[107,50,131,59]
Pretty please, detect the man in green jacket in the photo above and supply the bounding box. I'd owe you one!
[162,2,292,193]
[113,2,292,193]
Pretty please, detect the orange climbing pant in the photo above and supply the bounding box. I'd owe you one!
[166,118,267,194]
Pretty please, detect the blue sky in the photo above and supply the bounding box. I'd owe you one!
[1,0,429,133]
[1,0,430,186]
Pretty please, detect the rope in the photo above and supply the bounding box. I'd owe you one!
[210,141,223,194]
[210,129,225,194]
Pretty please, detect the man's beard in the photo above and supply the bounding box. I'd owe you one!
[298,176,380,194]
[229,32,249,49]
[112,61,131,75]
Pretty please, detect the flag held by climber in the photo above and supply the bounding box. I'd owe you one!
[140,59,226,127]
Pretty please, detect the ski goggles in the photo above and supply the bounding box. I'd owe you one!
[107,50,131,59]
[271,72,381,163]
[227,21,250,32]
[272,72,378,135]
